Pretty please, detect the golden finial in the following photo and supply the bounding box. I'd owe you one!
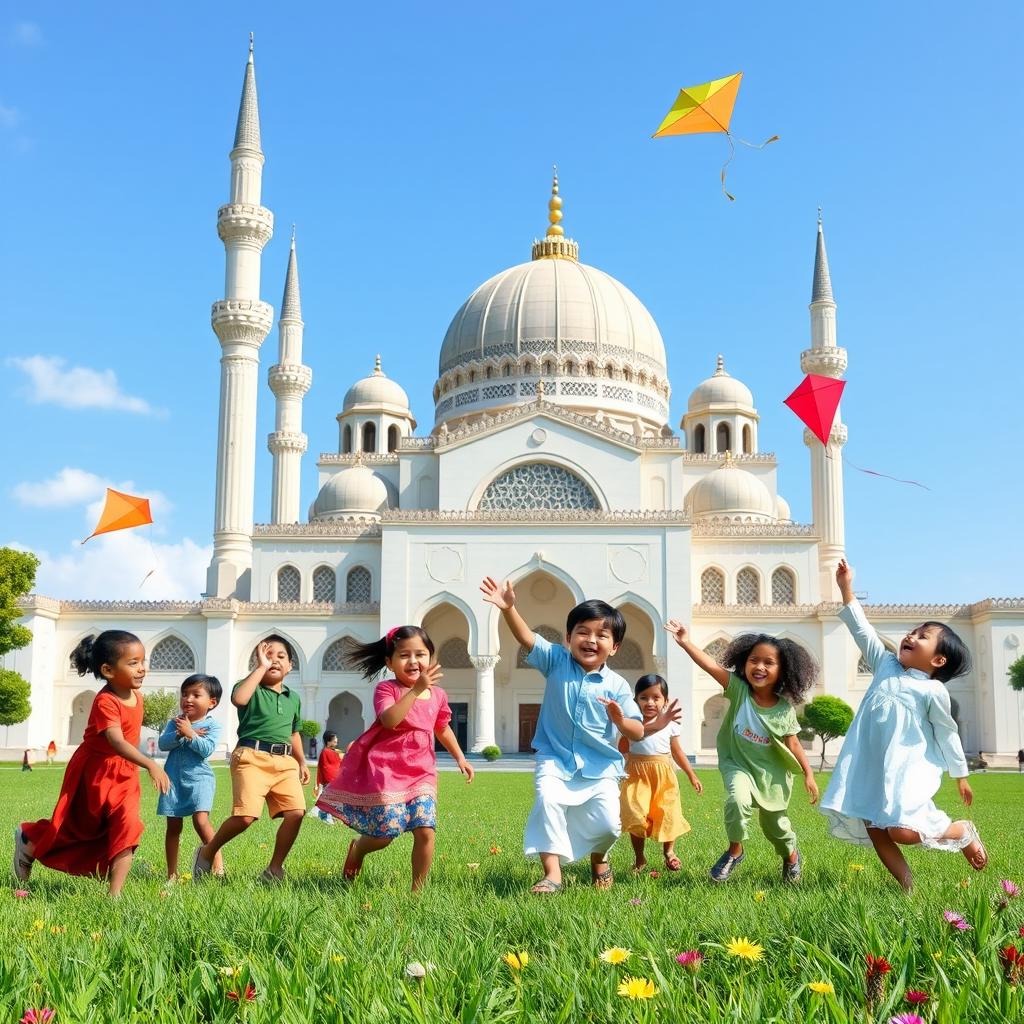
[546,165,564,239]
[715,354,725,375]
[373,354,382,375]
[723,449,735,467]
[531,166,579,262]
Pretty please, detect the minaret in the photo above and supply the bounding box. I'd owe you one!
[206,35,274,599]
[801,211,847,599]
[268,229,311,523]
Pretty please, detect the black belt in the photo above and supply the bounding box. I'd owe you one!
[237,738,292,756]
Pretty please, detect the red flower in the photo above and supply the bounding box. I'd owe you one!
[1000,947,1024,986]
[20,1012,55,1024]
[866,954,893,977]
[905,989,929,1004]
[227,983,256,1002]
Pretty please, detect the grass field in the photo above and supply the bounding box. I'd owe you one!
[2,767,1022,1023]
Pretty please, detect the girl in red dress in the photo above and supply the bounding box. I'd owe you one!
[13,630,170,896]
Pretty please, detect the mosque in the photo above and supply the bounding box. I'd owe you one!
[10,44,1024,764]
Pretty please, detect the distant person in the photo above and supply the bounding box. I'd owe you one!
[158,674,224,879]
[46,740,57,765]
[820,559,986,892]
[310,730,342,824]
[21,749,33,772]
[1018,749,1024,773]
[14,631,170,897]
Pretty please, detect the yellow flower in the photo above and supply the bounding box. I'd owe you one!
[725,936,764,962]
[960,878,971,888]
[932,951,943,960]
[90,931,102,942]
[466,863,480,870]
[503,951,529,970]
[849,863,865,872]
[178,872,192,883]
[753,890,767,903]
[331,954,346,964]
[48,925,66,935]
[617,976,657,1000]
[599,947,632,964]
[32,919,44,931]
[808,981,834,994]
[221,966,241,978]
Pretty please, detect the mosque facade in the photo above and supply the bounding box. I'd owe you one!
[10,45,1024,764]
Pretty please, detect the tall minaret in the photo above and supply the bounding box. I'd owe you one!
[206,35,274,599]
[802,211,847,600]
[268,229,311,523]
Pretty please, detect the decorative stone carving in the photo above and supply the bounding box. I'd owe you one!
[608,545,648,585]
[426,545,465,584]
[479,463,600,511]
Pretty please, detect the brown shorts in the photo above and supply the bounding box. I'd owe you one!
[230,747,306,819]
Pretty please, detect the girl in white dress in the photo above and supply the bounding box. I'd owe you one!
[821,559,987,890]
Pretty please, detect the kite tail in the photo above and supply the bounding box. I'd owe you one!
[720,134,737,201]
[842,455,931,491]
[733,134,780,150]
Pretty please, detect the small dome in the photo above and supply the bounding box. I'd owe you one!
[775,494,792,522]
[342,356,411,413]
[687,355,753,411]
[312,464,391,520]
[689,456,775,522]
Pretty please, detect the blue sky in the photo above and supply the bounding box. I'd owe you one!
[1,2,1021,603]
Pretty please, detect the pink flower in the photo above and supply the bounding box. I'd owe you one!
[887,1015,924,1024]
[905,989,928,1004]
[675,950,703,972]
[942,910,970,931]
[20,1012,55,1024]
[628,898,643,906]
[14,889,30,898]
[648,870,661,879]
[1001,879,1020,898]
[227,983,256,1002]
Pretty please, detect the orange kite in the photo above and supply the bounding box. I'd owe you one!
[652,72,778,200]
[82,488,153,543]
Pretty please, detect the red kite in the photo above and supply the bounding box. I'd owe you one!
[83,488,153,543]
[784,374,845,447]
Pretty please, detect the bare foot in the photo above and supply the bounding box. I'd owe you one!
[631,860,648,875]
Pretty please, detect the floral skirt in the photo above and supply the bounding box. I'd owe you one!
[331,794,437,839]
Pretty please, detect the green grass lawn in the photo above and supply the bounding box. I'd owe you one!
[2,768,1022,1022]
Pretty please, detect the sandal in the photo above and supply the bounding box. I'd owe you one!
[592,862,614,890]
[960,821,988,870]
[343,839,361,881]
[530,877,563,895]
[12,828,33,883]
[664,853,682,872]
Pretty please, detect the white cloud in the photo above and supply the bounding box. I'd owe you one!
[22,531,211,601]
[10,21,42,46]
[0,101,19,129]
[7,355,163,415]
[13,468,107,508]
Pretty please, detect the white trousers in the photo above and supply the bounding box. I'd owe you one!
[523,770,621,864]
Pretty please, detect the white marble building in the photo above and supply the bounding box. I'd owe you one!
[9,44,1024,764]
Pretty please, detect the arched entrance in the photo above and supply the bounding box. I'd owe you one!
[701,693,728,750]
[68,689,96,745]
[421,601,473,751]
[326,692,364,749]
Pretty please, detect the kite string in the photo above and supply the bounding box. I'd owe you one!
[842,454,931,491]
[140,523,161,589]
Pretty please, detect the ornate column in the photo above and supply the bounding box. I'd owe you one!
[469,655,500,752]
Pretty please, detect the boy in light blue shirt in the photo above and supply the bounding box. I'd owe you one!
[482,577,678,894]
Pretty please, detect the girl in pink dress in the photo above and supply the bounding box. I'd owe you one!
[317,625,474,890]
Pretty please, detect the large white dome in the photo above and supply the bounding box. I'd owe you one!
[687,355,753,411]
[311,463,393,521]
[343,356,411,414]
[689,457,776,523]
[432,177,671,436]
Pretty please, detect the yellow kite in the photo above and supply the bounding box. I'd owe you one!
[653,72,778,200]
[82,488,153,543]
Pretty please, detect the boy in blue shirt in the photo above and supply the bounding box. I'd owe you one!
[482,577,678,894]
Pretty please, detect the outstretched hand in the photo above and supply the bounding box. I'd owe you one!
[664,619,690,648]
[596,696,625,727]
[415,662,445,693]
[256,641,274,670]
[480,576,515,610]
[836,559,854,588]
[651,698,682,733]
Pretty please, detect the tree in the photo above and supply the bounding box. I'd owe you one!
[142,689,181,731]
[800,695,854,770]
[0,547,40,729]
[1008,655,1024,693]
[0,670,32,727]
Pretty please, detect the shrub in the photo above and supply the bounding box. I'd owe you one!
[300,719,321,738]
[800,694,854,769]
[481,745,502,762]
[142,689,181,731]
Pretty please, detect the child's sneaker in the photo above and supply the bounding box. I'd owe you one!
[709,849,744,882]
[191,846,213,879]
[12,828,33,882]
[782,850,802,883]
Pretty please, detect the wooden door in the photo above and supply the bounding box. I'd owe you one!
[518,703,541,753]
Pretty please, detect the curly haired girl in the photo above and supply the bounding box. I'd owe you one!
[666,621,819,884]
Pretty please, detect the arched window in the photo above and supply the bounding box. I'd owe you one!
[565,360,575,375]
[771,567,796,605]
[608,639,644,670]
[693,424,706,454]
[518,626,562,667]
[543,359,554,375]
[485,366,493,379]
[277,565,300,602]
[700,567,725,604]
[323,637,354,672]
[312,566,336,603]
[346,566,372,603]
[387,424,400,452]
[150,636,195,671]
[438,638,473,668]
[715,423,731,453]
[704,638,729,664]
[523,360,534,375]
[478,463,599,511]
[342,424,352,453]
[604,363,613,377]
[362,422,376,453]
[736,567,760,605]
[742,424,752,454]
[857,654,872,675]
[501,363,512,377]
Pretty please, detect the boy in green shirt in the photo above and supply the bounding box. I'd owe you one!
[193,634,310,881]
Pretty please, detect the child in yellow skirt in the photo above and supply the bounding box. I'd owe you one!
[619,674,703,872]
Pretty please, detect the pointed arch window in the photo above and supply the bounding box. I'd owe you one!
[742,424,753,454]
[704,638,729,664]
[693,424,706,454]
[346,566,372,603]
[362,422,376,453]
[438,638,472,668]
[323,636,355,672]
[478,462,599,511]
[736,567,760,605]
[608,639,644,670]
[518,626,562,667]
[312,566,336,603]
[716,423,731,453]
[342,424,352,453]
[277,565,301,602]
[387,424,400,452]
[701,567,725,604]
[150,636,196,672]
[771,567,796,605]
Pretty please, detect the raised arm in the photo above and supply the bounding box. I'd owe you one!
[377,664,444,729]
[232,641,271,707]
[664,620,729,688]
[157,718,180,751]
[835,560,887,671]
[480,577,534,649]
